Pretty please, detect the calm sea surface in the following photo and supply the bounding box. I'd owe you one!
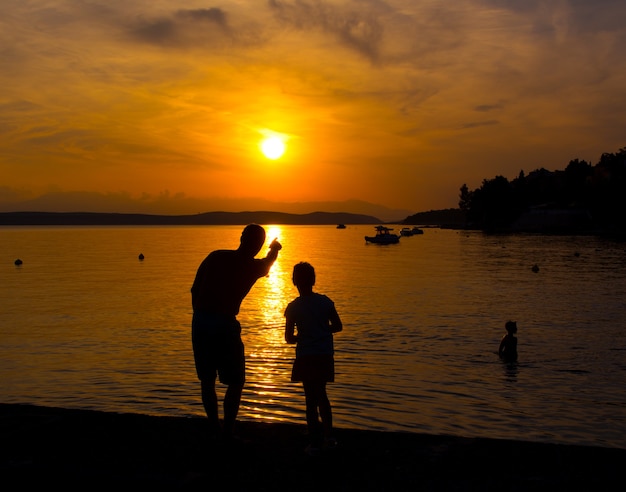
[1,225,625,449]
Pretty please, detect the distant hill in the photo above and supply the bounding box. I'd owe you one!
[0,193,410,223]
[0,211,381,226]
[402,208,466,227]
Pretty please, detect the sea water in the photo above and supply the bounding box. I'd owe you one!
[1,225,625,449]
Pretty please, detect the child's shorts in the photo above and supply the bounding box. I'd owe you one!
[291,354,334,383]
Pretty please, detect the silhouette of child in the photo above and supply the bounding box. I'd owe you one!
[499,320,518,362]
[284,262,343,455]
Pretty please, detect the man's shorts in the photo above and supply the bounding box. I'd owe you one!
[192,312,245,385]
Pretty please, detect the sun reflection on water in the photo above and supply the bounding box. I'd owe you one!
[235,224,305,422]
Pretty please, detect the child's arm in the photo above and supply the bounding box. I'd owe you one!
[285,318,297,344]
[329,306,343,334]
[498,335,506,357]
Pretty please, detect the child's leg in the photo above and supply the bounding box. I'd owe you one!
[302,381,323,446]
[317,383,333,439]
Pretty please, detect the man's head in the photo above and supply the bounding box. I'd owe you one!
[239,224,266,256]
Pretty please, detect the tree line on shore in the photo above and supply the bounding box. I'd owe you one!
[407,147,626,234]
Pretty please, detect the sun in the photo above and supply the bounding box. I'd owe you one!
[260,136,286,160]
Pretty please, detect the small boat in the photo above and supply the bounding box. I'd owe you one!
[399,226,424,236]
[365,226,400,244]
[336,224,346,229]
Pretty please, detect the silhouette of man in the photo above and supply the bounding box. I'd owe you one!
[191,224,282,441]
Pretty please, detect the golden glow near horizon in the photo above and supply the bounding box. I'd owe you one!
[1,1,625,214]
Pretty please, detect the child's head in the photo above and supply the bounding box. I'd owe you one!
[292,262,315,288]
[505,320,517,334]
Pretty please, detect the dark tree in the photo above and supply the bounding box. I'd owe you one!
[456,146,626,233]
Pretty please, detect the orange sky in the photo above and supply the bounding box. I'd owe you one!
[1,1,625,215]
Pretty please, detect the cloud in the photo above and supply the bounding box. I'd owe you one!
[462,120,500,129]
[122,6,271,50]
[175,8,228,26]
[0,100,41,113]
[0,186,34,203]
[474,104,504,112]
[268,0,387,63]
[126,7,235,47]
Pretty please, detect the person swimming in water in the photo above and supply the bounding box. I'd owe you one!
[498,320,518,363]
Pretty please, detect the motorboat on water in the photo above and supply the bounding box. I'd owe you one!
[365,226,400,244]
[399,226,424,236]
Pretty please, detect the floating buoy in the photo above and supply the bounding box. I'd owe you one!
[138,253,144,261]
[14,258,23,266]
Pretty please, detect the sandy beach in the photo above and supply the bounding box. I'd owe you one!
[2,403,624,491]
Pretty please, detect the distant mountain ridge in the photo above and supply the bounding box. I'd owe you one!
[0,192,411,222]
[0,210,381,226]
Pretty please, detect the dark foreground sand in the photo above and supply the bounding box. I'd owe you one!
[2,403,624,491]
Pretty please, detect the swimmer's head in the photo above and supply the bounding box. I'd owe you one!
[505,320,517,334]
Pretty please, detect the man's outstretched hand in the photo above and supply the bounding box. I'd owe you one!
[269,238,282,251]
